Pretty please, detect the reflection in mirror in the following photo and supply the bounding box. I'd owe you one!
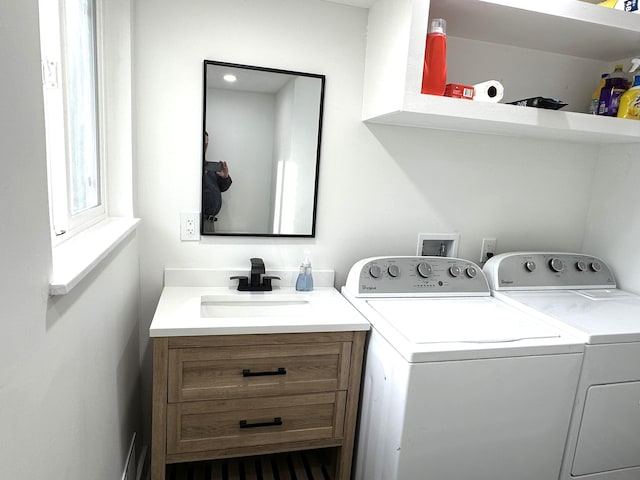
[201,60,324,237]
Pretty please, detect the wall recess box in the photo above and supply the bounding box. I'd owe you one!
[416,233,459,257]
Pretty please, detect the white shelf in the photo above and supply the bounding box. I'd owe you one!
[430,0,640,62]
[362,0,640,144]
[370,92,640,144]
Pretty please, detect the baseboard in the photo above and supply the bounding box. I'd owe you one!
[122,433,137,480]
[136,443,149,480]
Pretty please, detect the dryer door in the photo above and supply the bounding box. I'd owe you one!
[572,381,640,475]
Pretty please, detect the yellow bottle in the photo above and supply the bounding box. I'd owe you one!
[617,75,640,120]
[590,73,608,114]
[597,0,618,7]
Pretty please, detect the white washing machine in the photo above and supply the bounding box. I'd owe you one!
[342,256,584,480]
[483,252,640,480]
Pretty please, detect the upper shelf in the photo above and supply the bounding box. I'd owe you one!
[361,0,640,144]
[367,92,640,144]
[429,0,640,62]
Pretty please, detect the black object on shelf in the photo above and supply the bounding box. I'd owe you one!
[508,97,568,110]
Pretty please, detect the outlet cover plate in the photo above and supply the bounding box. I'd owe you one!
[181,212,200,241]
[480,237,497,262]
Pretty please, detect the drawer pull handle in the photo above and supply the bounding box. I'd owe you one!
[242,367,286,377]
[239,417,283,429]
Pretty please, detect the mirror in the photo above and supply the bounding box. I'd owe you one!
[201,60,325,237]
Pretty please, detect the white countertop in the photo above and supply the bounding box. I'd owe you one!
[149,268,370,337]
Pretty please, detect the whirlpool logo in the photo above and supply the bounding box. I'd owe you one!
[362,285,377,291]
[500,279,514,284]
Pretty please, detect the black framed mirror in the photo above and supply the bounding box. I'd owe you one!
[201,60,325,237]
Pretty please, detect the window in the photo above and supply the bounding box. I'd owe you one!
[41,0,138,295]
[39,0,105,242]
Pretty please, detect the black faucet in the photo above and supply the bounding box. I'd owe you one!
[230,258,280,291]
[250,257,265,287]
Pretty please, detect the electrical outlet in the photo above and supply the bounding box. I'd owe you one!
[180,212,200,241]
[480,237,497,263]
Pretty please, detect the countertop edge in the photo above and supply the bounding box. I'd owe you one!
[149,322,370,338]
[149,285,370,338]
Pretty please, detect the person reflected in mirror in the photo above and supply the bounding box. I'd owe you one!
[202,131,232,233]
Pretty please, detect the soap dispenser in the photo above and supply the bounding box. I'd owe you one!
[295,251,314,292]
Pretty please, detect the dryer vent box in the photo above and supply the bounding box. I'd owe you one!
[417,233,459,257]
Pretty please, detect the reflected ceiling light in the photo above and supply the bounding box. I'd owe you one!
[223,73,237,83]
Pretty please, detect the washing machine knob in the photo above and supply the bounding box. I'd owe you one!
[549,257,565,273]
[590,261,602,273]
[388,264,400,277]
[449,265,461,277]
[524,261,537,272]
[576,260,587,272]
[417,262,433,278]
[466,266,478,278]
[369,264,382,279]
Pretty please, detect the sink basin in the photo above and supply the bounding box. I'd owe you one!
[200,294,311,318]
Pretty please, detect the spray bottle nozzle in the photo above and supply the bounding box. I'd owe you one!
[630,58,640,73]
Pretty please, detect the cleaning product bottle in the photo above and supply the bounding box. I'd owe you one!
[597,0,619,8]
[295,251,314,292]
[617,74,640,119]
[421,18,447,96]
[598,64,631,116]
[590,73,609,114]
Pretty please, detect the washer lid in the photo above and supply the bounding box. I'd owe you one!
[497,289,640,344]
[367,297,564,344]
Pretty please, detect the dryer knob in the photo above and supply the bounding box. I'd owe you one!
[388,264,400,277]
[524,261,537,272]
[466,266,478,278]
[576,260,587,272]
[417,262,433,278]
[369,264,382,278]
[590,261,602,273]
[549,257,565,273]
[449,265,461,277]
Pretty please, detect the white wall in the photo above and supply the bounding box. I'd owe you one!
[289,76,322,234]
[271,76,321,234]
[273,79,295,230]
[207,88,274,232]
[583,144,640,295]
[133,0,599,450]
[134,0,597,283]
[133,0,598,307]
[0,1,142,479]
[6,1,633,477]
[447,37,609,114]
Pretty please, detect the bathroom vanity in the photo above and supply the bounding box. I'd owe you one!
[149,267,369,480]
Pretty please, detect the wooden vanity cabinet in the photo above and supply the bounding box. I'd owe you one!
[151,330,366,480]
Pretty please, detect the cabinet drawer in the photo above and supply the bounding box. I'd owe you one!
[167,392,346,455]
[168,342,352,402]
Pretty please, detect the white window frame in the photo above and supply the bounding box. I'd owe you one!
[39,0,106,245]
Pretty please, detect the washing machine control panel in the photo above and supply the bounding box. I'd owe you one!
[483,252,616,290]
[346,256,490,296]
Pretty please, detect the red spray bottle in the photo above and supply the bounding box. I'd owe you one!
[421,18,447,95]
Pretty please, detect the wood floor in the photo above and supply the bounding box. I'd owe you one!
[166,450,332,480]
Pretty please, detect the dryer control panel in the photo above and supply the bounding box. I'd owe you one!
[344,256,490,297]
[483,252,616,291]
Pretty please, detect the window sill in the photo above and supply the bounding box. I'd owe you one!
[49,217,140,295]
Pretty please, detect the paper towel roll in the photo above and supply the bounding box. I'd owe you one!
[473,80,504,103]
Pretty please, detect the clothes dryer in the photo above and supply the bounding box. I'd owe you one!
[484,252,640,480]
[342,256,583,480]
